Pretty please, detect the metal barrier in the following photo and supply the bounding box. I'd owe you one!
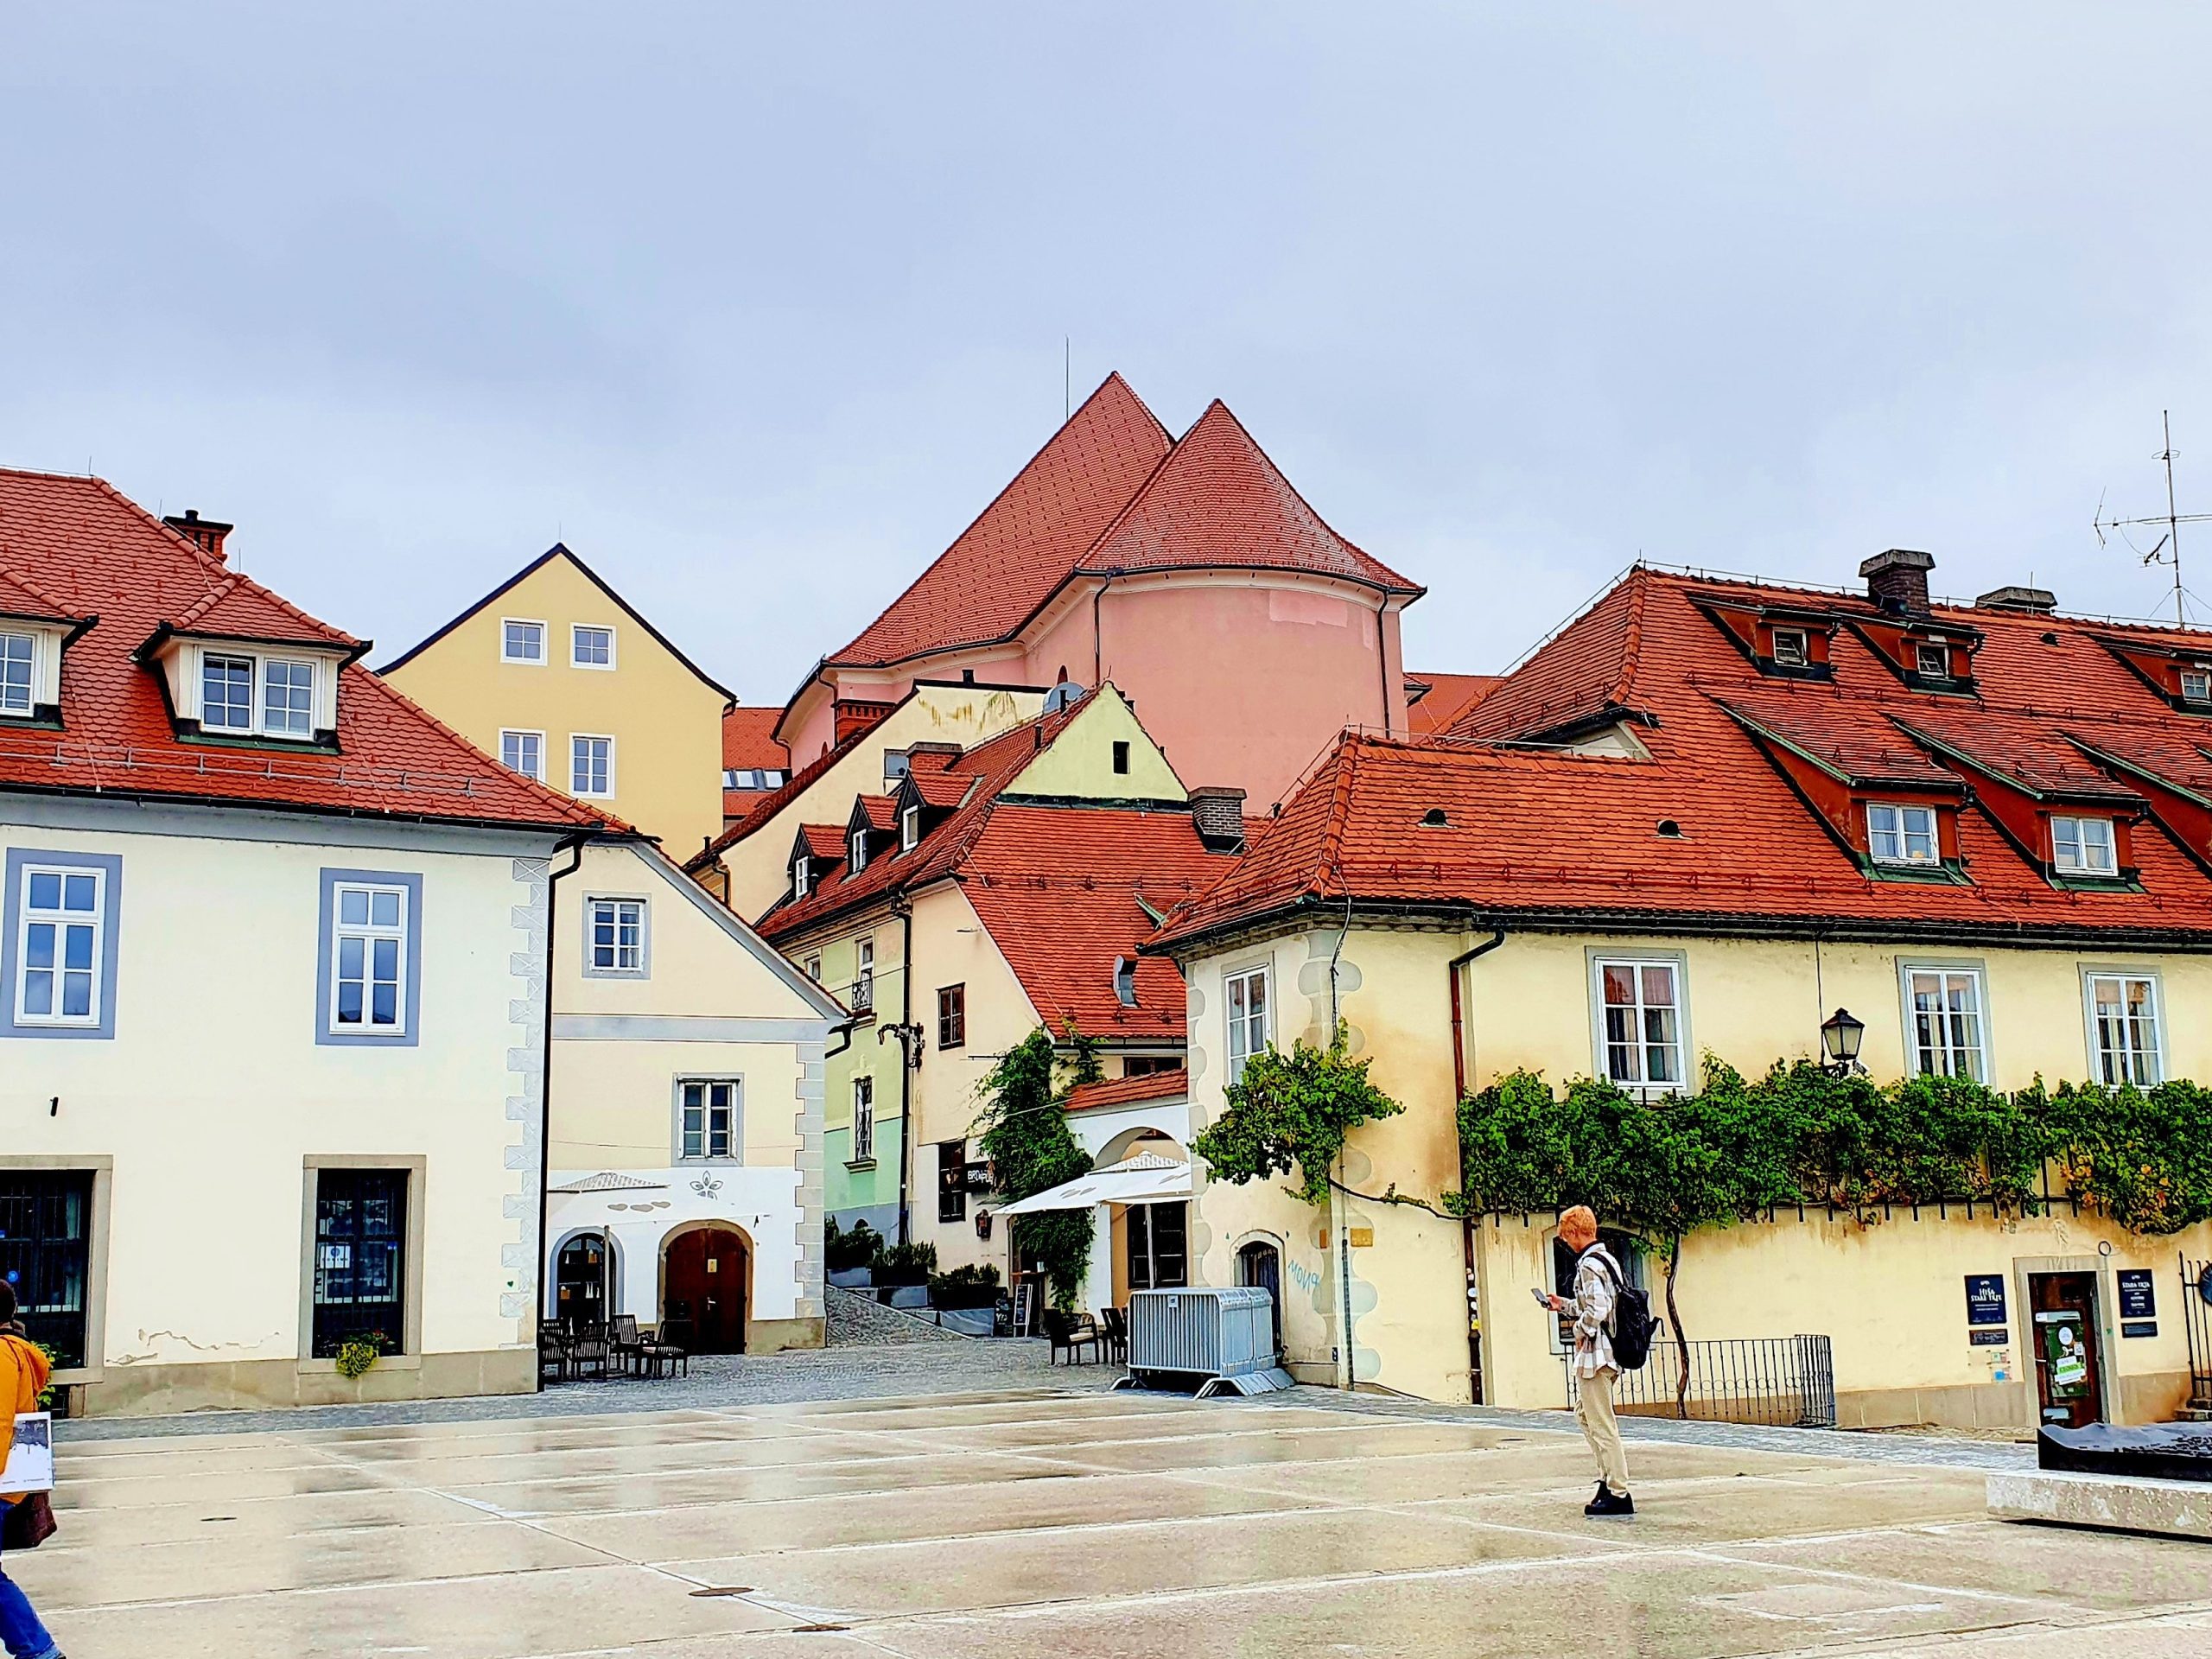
[1567,1334,1837,1428]
[2183,1255,2212,1410]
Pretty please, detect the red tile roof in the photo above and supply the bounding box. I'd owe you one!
[0,468,612,832]
[1066,1068,1189,1111]
[1405,671,1501,735]
[1153,567,2212,951]
[690,708,889,869]
[828,375,1172,669]
[721,706,788,770]
[824,377,1418,673]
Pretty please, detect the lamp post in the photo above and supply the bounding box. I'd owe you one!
[1820,1007,1866,1076]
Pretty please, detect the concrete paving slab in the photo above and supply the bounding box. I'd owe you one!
[1429,1470,1989,1545]
[1016,1419,1510,1472]
[30,1484,507,1548]
[431,1448,1070,1516]
[308,1427,918,1484]
[878,1402,1363,1451]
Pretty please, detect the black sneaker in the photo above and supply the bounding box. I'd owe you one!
[1584,1488,1634,1517]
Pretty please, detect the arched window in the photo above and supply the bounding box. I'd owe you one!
[555,1232,612,1330]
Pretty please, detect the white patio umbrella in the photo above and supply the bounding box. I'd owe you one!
[991,1151,1192,1216]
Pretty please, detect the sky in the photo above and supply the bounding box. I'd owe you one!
[5,4,2211,705]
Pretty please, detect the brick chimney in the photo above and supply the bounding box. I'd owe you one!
[1860,548,1934,615]
[1189,785,1247,853]
[162,508,232,563]
[1975,584,2056,615]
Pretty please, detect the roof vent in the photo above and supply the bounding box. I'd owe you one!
[1189,785,1248,853]
[1975,584,2056,615]
[1420,808,1449,828]
[1043,680,1086,714]
[1656,819,1683,838]
[1860,548,1934,616]
[162,508,232,563]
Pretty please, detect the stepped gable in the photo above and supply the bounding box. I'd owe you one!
[1154,566,2212,952]
[0,467,610,831]
[1076,400,1419,594]
[827,374,1172,669]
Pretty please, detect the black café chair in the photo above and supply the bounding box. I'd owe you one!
[1041,1308,1103,1365]
[568,1322,612,1381]
[1101,1306,1129,1363]
[609,1313,645,1376]
[537,1322,569,1384]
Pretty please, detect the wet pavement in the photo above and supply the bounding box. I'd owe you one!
[18,1387,2212,1656]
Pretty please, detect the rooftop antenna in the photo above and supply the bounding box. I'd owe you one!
[2093,410,2211,626]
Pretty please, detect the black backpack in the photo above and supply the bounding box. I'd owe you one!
[1595,1254,1661,1371]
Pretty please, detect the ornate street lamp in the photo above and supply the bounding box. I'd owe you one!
[1820,1007,1866,1076]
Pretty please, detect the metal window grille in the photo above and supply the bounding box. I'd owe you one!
[2183,1255,2212,1412]
[0,1172,92,1368]
[312,1169,407,1358]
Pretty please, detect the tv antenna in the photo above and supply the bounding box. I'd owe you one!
[2093,410,2212,627]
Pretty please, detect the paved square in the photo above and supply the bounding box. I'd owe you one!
[19,1389,2212,1656]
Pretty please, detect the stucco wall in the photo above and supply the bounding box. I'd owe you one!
[0,803,554,1414]
[385,553,729,855]
[1183,918,2212,1414]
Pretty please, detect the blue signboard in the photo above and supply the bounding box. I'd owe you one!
[2117,1268,2157,1322]
[1965,1274,2008,1328]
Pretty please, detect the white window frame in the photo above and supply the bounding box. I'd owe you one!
[501,618,547,664]
[260,657,315,736]
[1225,963,1270,1085]
[13,862,107,1028]
[2182,669,2212,703]
[584,896,648,977]
[804,954,822,982]
[200,651,257,733]
[1866,802,1940,868]
[1915,640,1951,677]
[677,1077,741,1162]
[328,881,410,1036]
[1898,960,1989,1082]
[900,803,920,851]
[499,729,545,782]
[570,624,616,671]
[2083,969,2164,1087]
[853,937,874,1014]
[2052,815,2117,876]
[793,856,810,899]
[852,1075,875,1161]
[569,734,615,798]
[849,828,868,874]
[196,649,321,741]
[0,629,39,716]
[1770,628,1808,667]
[1590,950,1689,1094]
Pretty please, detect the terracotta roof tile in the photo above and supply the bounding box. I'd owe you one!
[1066,1068,1189,1111]
[1405,671,1500,734]
[721,706,788,770]
[0,468,612,832]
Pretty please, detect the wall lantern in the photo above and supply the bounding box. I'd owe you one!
[975,1209,992,1242]
[1820,1007,1866,1075]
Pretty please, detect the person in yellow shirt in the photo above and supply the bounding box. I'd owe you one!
[0,1283,61,1659]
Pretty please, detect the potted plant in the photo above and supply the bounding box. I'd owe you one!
[875,1242,938,1308]
[826,1217,883,1288]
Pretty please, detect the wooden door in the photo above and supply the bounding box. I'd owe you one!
[2030,1272,2105,1428]
[664,1229,749,1354]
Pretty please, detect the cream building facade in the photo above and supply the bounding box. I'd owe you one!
[381,545,736,859]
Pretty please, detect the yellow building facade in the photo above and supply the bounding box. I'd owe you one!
[381,545,734,856]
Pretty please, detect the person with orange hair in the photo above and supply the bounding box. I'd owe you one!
[1541,1205,1633,1517]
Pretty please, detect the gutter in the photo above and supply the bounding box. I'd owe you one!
[534,831,590,1376]
[891,892,918,1246]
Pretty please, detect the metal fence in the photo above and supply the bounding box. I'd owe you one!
[2183,1255,2212,1410]
[1567,1334,1836,1428]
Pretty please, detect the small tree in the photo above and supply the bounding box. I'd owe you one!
[974,1028,1096,1309]
[1193,1031,1404,1205]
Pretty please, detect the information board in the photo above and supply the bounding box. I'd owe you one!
[1964,1274,2008,1328]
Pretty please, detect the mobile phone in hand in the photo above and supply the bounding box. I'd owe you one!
[1531,1287,1554,1309]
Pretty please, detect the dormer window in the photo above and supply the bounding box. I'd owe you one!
[0,632,33,715]
[792,855,810,899]
[2183,670,2212,704]
[1915,641,1950,677]
[849,830,868,874]
[2052,815,2116,876]
[1866,803,1939,867]
[1770,629,1808,668]
[1114,957,1138,1007]
[200,651,319,741]
[900,804,920,851]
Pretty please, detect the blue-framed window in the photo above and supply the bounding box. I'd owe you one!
[316,869,423,1047]
[3,849,123,1040]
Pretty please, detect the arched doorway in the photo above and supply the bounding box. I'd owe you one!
[663,1225,750,1353]
[1236,1238,1283,1358]
[553,1231,613,1330]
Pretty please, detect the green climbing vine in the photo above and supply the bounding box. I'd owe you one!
[973,1028,1097,1310]
[1192,1031,1405,1205]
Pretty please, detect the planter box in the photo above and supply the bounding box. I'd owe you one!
[826,1267,875,1289]
[885,1285,932,1310]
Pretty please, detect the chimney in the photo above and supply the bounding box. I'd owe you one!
[1859,548,1934,615]
[1189,785,1247,853]
[1975,584,2056,616]
[162,508,233,563]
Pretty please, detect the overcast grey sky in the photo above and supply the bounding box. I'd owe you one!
[5,5,2209,702]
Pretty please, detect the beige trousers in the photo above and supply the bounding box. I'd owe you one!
[1573,1366,1630,1497]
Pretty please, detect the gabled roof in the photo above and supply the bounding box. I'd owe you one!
[378,542,735,700]
[823,376,1418,676]
[691,707,890,869]
[1075,400,1417,594]
[0,564,90,626]
[1154,565,2212,954]
[906,767,975,809]
[0,468,613,832]
[722,706,788,770]
[828,375,1173,669]
[1066,1068,1189,1112]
